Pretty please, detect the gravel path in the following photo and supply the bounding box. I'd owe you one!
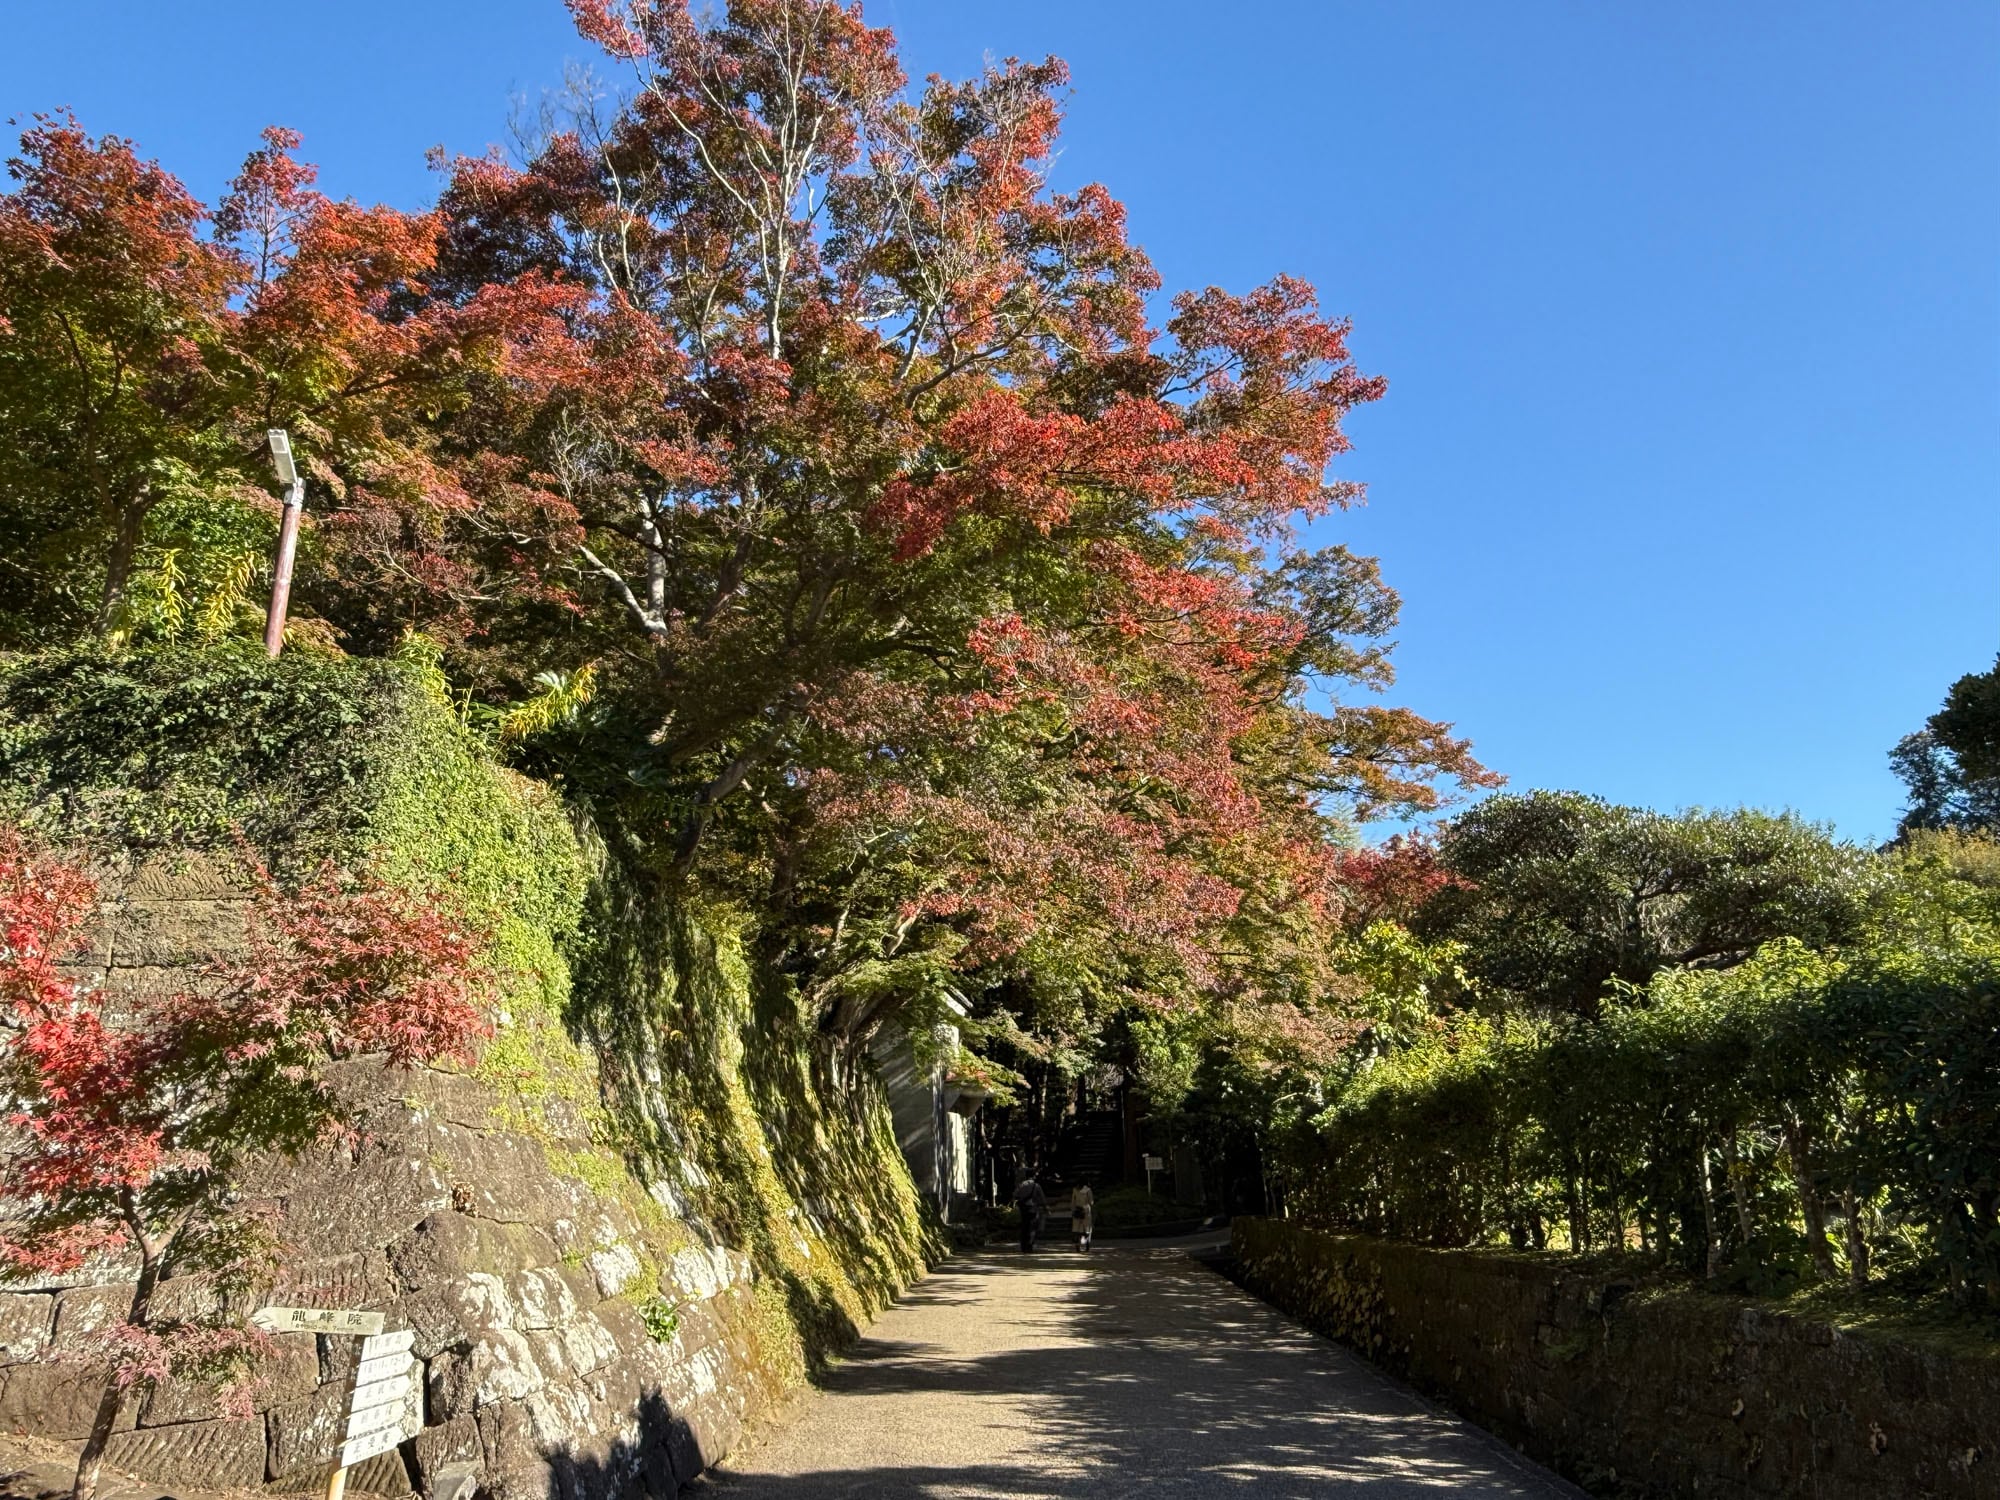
[702,1243,1584,1499]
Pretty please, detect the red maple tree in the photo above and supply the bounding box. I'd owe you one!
[2,0,1500,1070]
[1334,835,1465,933]
[0,833,492,1500]
[300,0,1502,1044]
[0,115,584,644]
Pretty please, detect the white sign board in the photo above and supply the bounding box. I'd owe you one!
[1143,1155,1165,1171]
[338,1423,407,1469]
[359,1329,415,1359]
[251,1306,385,1336]
[341,1335,418,1468]
[347,1374,413,1420]
[354,1351,412,1385]
[345,1398,408,1443]
[252,1314,416,1478]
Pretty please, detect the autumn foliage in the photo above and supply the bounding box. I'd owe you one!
[0,114,584,643]
[0,831,491,1493]
[1332,836,1463,933]
[0,0,1496,1091]
[390,0,1491,1045]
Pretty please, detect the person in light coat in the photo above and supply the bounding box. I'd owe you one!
[1070,1181,1095,1252]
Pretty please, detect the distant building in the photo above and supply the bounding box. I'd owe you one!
[871,995,985,1222]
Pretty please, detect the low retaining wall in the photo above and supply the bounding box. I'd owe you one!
[1232,1219,1998,1499]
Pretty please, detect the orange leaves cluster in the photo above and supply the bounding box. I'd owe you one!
[0,112,629,642]
[871,277,1386,580]
[0,828,96,1022]
[0,832,493,1283]
[1331,835,1465,933]
[233,861,494,1073]
[0,115,238,331]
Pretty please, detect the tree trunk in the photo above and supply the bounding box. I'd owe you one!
[1697,1142,1722,1280]
[1783,1120,1840,1281]
[1121,1082,1143,1184]
[71,1380,124,1500]
[73,1231,163,1500]
[94,493,152,634]
[1498,1134,1526,1248]
[92,488,162,636]
[1723,1131,1755,1245]
[1840,1185,1871,1289]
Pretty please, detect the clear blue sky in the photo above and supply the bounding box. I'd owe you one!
[6,2,1995,843]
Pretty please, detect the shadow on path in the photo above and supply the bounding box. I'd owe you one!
[564,1248,1582,1499]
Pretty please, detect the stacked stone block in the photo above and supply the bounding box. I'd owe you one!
[0,863,792,1498]
[1233,1218,2000,1499]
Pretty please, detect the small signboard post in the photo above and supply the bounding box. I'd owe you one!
[253,1309,414,1500]
[335,1330,417,1487]
[1143,1153,1164,1195]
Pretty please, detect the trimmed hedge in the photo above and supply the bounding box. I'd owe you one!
[1293,940,2000,1308]
[0,643,439,864]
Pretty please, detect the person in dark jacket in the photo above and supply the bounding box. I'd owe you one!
[1012,1173,1048,1253]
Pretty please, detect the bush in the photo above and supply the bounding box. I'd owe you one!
[0,643,429,862]
[1091,1184,1199,1230]
[1289,938,2000,1308]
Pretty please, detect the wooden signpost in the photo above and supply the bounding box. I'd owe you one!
[253,1309,415,1500]
[335,1329,418,1489]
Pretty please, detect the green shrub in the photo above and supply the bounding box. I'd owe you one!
[1292,939,2000,1309]
[0,643,436,865]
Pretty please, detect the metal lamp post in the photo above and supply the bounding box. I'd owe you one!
[263,429,305,657]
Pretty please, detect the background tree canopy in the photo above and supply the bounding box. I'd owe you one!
[1414,790,1872,1019]
[1892,652,2000,835]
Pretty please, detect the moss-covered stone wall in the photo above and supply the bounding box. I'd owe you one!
[1232,1218,1998,1499]
[0,647,940,1498]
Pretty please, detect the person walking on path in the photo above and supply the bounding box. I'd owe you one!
[1070,1181,1095,1252]
[1012,1172,1048,1253]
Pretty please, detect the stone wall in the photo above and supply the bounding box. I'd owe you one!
[0,652,939,1500]
[0,1068,771,1499]
[0,861,789,1500]
[1232,1219,1999,1499]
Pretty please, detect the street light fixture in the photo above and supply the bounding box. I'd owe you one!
[263,429,306,657]
[267,428,298,486]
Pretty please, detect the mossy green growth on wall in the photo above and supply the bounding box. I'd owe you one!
[0,641,587,1025]
[564,821,942,1375]
[0,643,449,866]
[0,643,937,1388]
